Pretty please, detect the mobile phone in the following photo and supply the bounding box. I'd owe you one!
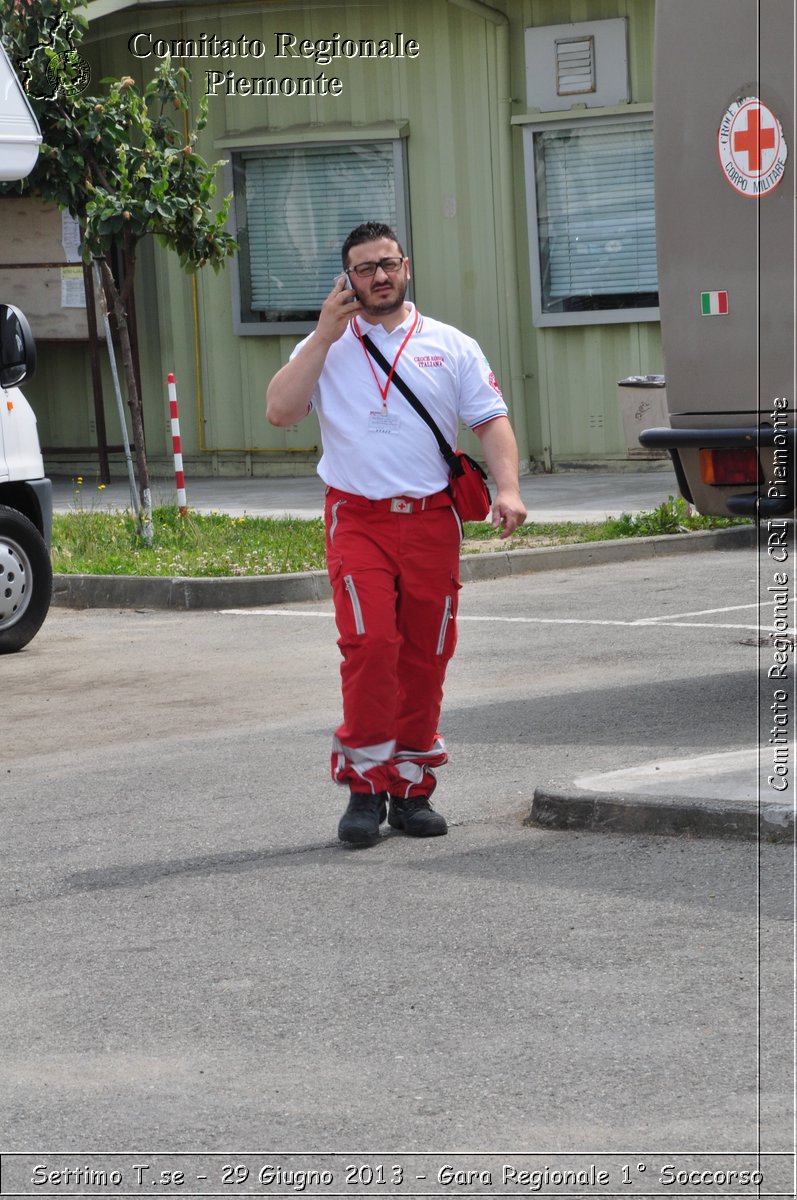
[342,270,357,301]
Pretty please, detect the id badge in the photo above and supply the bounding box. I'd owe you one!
[368,410,401,435]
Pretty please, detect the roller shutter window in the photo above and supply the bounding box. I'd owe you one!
[533,119,658,314]
[234,142,401,324]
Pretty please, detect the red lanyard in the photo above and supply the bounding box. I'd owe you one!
[354,309,419,411]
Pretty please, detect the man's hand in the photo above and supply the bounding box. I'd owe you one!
[491,488,527,539]
[316,275,362,346]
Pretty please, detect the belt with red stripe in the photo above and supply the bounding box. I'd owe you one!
[325,486,452,514]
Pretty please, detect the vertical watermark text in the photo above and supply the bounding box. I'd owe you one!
[764,396,794,794]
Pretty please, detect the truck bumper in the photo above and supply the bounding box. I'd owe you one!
[638,426,795,519]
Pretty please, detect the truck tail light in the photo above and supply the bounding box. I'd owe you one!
[699,447,761,485]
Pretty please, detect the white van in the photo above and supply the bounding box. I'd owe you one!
[0,41,52,652]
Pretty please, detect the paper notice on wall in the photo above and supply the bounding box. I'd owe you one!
[61,211,82,263]
[61,266,85,308]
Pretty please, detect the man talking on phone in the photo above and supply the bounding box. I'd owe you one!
[267,221,526,847]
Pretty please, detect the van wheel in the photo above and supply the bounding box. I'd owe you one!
[0,505,53,654]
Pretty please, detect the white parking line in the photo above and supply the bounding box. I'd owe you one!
[222,609,333,617]
[461,617,792,633]
[633,602,765,623]
[220,608,794,634]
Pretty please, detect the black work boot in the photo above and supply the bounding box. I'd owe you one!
[337,791,388,847]
[388,795,448,837]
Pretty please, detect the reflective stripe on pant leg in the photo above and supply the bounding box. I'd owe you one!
[331,736,397,794]
[393,735,448,799]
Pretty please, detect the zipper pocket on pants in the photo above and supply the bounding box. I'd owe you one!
[436,595,453,655]
[343,574,366,635]
[329,498,346,543]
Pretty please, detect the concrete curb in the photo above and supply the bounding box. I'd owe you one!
[51,524,756,611]
[458,523,755,582]
[51,570,332,611]
[528,785,794,843]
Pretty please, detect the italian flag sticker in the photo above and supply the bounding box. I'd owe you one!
[701,290,729,315]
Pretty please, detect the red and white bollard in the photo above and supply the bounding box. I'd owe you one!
[167,372,187,516]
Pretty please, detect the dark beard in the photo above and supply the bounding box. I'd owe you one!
[360,278,408,317]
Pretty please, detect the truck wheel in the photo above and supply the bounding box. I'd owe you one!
[0,505,53,654]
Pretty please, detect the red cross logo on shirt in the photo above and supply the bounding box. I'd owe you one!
[733,104,776,172]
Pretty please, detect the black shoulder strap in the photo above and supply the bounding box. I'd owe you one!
[361,333,459,473]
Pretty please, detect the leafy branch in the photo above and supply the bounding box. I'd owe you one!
[2,0,238,541]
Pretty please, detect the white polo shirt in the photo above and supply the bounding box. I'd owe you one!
[290,305,508,499]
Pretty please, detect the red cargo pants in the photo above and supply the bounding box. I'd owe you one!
[324,486,462,799]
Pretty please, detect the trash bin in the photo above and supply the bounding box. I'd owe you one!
[618,375,669,458]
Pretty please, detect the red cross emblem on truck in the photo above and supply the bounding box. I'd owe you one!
[718,97,788,197]
[733,104,776,171]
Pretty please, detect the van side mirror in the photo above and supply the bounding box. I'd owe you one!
[0,304,36,388]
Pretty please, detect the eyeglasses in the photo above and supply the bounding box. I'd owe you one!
[347,257,406,279]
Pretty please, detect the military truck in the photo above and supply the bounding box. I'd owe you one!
[640,0,795,519]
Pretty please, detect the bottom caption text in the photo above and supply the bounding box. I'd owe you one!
[0,1155,793,1198]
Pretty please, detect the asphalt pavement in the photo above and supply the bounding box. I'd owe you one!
[48,466,781,841]
[3,550,793,1157]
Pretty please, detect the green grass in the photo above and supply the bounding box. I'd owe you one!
[51,496,751,578]
[463,495,749,545]
[52,508,328,577]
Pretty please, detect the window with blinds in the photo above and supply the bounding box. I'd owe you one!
[531,118,658,319]
[232,141,405,328]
